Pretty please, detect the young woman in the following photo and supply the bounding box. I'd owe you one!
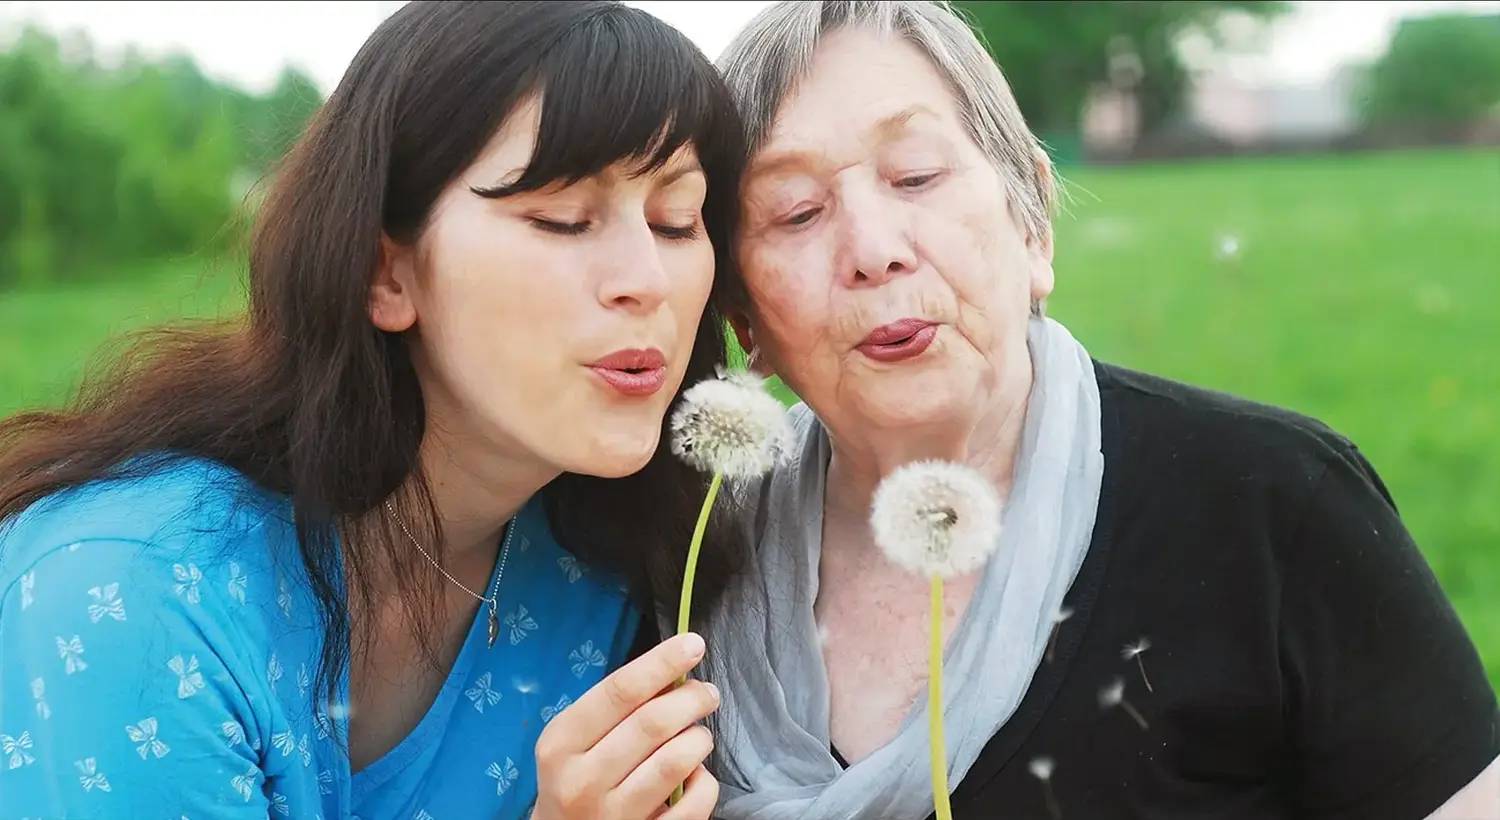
[0,3,746,819]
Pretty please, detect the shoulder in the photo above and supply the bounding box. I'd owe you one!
[1098,361,1356,479]
[1088,360,1433,611]
[0,454,296,623]
[1,453,289,554]
[724,401,825,539]
[0,460,298,817]
[775,402,826,490]
[1095,361,1374,527]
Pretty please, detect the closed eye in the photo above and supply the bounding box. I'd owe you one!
[896,172,940,189]
[529,218,590,236]
[654,223,700,241]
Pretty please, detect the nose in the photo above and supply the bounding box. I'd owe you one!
[596,221,670,314]
[835,180,918,288]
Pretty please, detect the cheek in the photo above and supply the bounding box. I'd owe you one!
[419,207,558,368]
[666,241,716,335]
[915,182,1021,351]
[915,207,992,308]
[431,233,506,312]
[740,242,831,353]
[956,182,1013,281]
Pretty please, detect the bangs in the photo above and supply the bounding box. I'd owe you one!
[497,7,739,195]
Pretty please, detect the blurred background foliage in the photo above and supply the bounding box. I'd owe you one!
[0,25,319,286]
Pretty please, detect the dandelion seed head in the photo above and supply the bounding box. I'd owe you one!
[1098,676,1126,709]
[1122,637,1151,660]
[1054,606,1074,625]
[1028,756,1055,781]
[816,621,831,648]
[512,676,538,695]
[669,369,794,477]
[869,460,1002,578]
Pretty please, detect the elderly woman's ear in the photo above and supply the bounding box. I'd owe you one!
[1029,146,1057,261]
[1027,147,1058,311]
[729,313,772,376]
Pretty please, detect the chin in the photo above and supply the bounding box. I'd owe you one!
[563,428,662,479]
[852,376,973,430]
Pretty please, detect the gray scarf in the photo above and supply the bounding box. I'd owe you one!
[689,316,1104,820]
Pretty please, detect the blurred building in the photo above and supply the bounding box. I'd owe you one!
[1083,64,1364,150]
[1081,10,1500,161]
[1186,65,1361,147]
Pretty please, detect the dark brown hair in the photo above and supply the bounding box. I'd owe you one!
[0,0,748,707]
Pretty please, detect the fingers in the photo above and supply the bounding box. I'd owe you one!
[660,765,721,820]
[610,724,715,817]
[542,633,706,754]
[587,679,720,788]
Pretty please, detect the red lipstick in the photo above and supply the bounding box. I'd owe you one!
[588,348,668,396]
[857,319,937,363]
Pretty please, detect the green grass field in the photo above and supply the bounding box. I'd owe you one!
[3,148,1497,686]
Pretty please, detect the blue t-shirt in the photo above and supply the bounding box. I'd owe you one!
[0,456,640,819]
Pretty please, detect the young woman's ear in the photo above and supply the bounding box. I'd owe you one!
[369,235,419,333]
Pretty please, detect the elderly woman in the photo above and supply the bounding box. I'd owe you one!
[688,2,1500,819]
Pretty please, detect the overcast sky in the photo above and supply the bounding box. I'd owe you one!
[4,0,1499,95]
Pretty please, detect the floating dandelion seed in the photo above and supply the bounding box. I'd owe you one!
[1215,233,1242,261]
[1121,637,1153,692]
[1028,756,1062,820]
[1046,605,1074,663]
[1098,676,1149,731]
[869,460,1003,820]
[666,368,793,805]
[512,676,537,730]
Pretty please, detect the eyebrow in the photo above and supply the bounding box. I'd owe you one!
[654,161,705,188]
[871,105,935,143]
[747,104,942,179]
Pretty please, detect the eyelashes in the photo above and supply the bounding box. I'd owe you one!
[783,208,821,227]
[528,218,590,236]
[652,223,701,241]
[895,172,940,189]
[527,218,701,241]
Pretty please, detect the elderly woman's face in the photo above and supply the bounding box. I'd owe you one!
[737,29,1053,434]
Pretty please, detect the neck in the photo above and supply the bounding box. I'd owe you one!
[414,420,560,564]
[823,342,1033,547]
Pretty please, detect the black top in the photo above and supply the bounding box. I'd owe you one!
[634,361,1500,820]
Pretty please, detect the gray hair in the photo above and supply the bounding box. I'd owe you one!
[717,0,1057,315]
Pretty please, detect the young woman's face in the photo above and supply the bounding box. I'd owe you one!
[371,97,716,479]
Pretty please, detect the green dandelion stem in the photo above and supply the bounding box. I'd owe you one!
[677,470,724,643]
[668,469,723,808]
[930,574,954,820]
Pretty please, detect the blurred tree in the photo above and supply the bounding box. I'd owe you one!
[0,29,126,284]
[0,26,326,287]
[953,1,1291,135]
[1359,13,1500,127]
[240,66,325,170]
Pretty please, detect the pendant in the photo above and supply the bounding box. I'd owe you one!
[487,605,499,648]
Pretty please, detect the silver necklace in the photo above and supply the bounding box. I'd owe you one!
[386,501,518,648]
